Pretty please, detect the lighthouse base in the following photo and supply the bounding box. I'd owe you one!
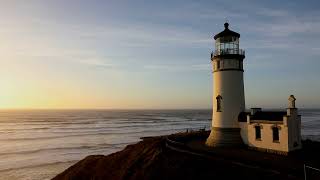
[206,127,243,147]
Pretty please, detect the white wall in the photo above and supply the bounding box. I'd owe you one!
[212,70,245,128]
[286,109,302,151]
[239,122,248,144]
[247,122,289,152]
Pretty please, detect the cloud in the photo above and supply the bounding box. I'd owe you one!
[143,63,210,71]
[153,2,248,21]
[251,20,320,37]
[77,58,116,68]
[255,8,290,17]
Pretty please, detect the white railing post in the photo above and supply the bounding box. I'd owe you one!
[304,164,307,180]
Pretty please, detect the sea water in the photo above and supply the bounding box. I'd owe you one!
[0,109,318,180]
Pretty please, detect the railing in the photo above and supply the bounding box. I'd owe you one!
[304,164,320,180]
[213,48,245,57]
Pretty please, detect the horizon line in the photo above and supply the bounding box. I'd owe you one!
[0,107,319,111]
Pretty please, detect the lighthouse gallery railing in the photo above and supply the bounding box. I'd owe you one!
[213,49,245,56]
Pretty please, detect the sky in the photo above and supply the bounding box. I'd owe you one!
[0,0,320,109]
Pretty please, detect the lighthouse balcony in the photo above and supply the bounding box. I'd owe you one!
[213,49,245,57]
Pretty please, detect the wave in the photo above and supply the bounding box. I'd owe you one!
[0,160,78,173]
[0,142,128,156]
[0,126,208,141]
[0,119,205,132]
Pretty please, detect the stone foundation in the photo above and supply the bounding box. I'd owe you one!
[206,127,243,147]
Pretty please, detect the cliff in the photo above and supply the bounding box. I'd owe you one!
[53,132,320,180]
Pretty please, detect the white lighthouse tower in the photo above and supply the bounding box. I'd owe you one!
[206,22,245,147]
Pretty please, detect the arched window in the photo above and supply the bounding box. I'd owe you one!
[216,95,222,112]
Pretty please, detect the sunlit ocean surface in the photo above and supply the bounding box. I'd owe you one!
[0,109,319,180]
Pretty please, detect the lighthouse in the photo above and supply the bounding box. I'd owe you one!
[206,22,245,147]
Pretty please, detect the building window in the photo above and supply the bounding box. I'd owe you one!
[272,127,279,142]
[217,61,220,69]
[216,95,222,112]
[255,126,261,140]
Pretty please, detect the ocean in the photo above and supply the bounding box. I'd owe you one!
[0,109,319,180]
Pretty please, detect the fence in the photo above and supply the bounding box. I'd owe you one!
[304,164,320,180]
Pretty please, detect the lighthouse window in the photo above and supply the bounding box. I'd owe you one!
[272,127,280,142]
[216,95,222,112]
[255,126,261,140]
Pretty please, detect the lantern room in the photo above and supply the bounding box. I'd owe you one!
[213,22,244,57]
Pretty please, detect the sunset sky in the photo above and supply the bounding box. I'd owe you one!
[1,0,320,109]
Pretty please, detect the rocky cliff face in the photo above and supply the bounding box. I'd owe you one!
[53,133,320,180]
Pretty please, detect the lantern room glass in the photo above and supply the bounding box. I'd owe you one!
[215,36,240,55]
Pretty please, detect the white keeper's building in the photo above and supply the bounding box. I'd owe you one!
[206,23,302,154]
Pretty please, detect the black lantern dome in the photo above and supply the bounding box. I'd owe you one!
[214,22,240,40]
